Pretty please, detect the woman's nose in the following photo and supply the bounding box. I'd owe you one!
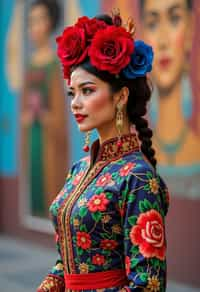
[71,94,83,110]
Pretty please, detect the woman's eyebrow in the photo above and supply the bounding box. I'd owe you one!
[69,81,96,90]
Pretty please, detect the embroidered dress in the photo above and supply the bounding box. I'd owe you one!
[37,133,169,292]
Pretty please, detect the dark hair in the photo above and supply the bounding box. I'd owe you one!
[31,0,61,31]
[72,14,157,168]
[140,0,193,13]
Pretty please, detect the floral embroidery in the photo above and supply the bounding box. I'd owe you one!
[130,209,165,260]
[96,173,112,186]
[87,193,109,212]
[149,178,159,194]
[92,254,106,265]
[101,214,112,224]
[73,218,80,227]
[100,239,118,250]
[146,275,160,292]
[42,133,168,292]
[119,162,135,176]
[77,231,92,249]
[72,171,85,185]
[125,256,131,276]
[112,224,122,234]
[79,262,89,273]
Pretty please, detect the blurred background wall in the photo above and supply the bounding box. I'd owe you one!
[0,0,199,288]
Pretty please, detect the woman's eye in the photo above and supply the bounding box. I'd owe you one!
[67,91,74,98]
[145,20,158,31]
[170,14,181,25]
[82,87,94,95]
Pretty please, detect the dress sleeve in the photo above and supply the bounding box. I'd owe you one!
[36,232,65,292]
[122,167,169,292]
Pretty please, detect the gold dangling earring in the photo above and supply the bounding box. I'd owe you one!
[83,131,91,152]
[116,103,123,149]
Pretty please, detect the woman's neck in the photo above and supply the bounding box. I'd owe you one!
[156,81,186,142]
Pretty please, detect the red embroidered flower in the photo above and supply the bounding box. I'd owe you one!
[87,193,109,212]
[77,231,92,249]
[96,173,112,186]
[72,171,84,185]
[125,256,131,276]
[89,26,134,74]
[119,162,135,176]
[92,254,105,265]
[130,210,165,260]
[100,239,118,250]
[75,16,107,42]
[56,26,88,79]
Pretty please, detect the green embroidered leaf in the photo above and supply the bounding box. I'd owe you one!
[79,224,87,232]
[146,171,153,179]
[124,228,130,238]
[139,273,148,282]
[102,249,111,256]
[128,215,138,226]
[128,193,136,203]
[136,266,144,273]
[143,198,153,209]
[89,265,95,271]
[77,247,83,256]
[101,233,111,239]
[86,258,91,264]
[130,245,139,255]
[106,192,113,199]
[96,187,104,194]
[143,184,150,191]
[92,211,102,222]
[117,159,125,165]
[112,172,118,179]
[79,206,88,217]
[130,258,139,268]
[139,199,152,212]
[153,201,160,211]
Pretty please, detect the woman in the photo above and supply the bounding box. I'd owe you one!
[21,0,67,218]
[139,0,200,197]
[37,14,169,291]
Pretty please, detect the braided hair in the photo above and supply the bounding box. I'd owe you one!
[71,14,157,169]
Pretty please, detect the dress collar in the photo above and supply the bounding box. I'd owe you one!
[90,133,140,165]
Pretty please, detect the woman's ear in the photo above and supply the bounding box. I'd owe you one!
[115,86,129,106]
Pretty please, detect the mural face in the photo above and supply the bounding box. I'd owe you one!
[139,0,200,198]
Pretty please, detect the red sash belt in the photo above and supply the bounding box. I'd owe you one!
[64,269,128,290]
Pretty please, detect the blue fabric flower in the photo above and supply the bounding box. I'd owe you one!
[122,40,154,79]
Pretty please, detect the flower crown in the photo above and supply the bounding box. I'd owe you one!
[56,13,153,81]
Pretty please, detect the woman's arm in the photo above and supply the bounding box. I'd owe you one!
[122,166,169,291]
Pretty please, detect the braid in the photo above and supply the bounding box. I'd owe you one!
[127,77,157,169]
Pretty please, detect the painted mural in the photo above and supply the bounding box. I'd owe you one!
[1,0,200,233]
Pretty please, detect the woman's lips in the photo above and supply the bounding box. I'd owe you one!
[159,57,172,69]
[74,114,87,123]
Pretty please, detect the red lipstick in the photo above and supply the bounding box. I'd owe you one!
[159,57,171,69]
[74,114,87,123]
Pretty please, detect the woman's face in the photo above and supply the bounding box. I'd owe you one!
[69,68,118,133]
[141,0,192,93]
[28,4,52,45]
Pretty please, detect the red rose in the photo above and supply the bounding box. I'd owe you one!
[56,26,88,79]
[89,26,134,74]
[96,173,112,187]
[130,210,165,260]
[125,256,131,276]
[87,193,109,212]
[75,16,107,42]
[92,254,105,265]
[100,239,118,250]
[77,231,92,249]
[119,162,135,176]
